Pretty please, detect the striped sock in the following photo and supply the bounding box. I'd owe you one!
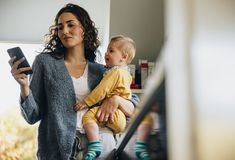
[134,141,150,160]
[84,140,102,160]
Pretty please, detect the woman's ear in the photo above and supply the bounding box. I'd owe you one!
[81,30,85,38]
[79,27,85,38]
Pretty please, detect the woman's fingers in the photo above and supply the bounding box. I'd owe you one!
[11,67,32,76]
[108,113,114,123]
[8,57,29,89]
[12,57,25,69]
[14,73,28,79]
[8,56,16,66]
[104,114,109,122]
[99,111,106,122]
[96,108,110,122]
[96,109,101,118]
[97,96,118,122]
[96,108,105,122]
[9,57,29,76]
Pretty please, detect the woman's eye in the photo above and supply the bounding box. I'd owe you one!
[57,26,63,31]
[68,24,75,28]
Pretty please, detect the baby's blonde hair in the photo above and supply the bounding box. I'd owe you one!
[110,35,136,64]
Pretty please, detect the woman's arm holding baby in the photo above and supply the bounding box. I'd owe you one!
[96,95,137,123]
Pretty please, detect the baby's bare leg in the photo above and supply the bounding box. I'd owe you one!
[84,123,99,141]
[136,123,153,142]
[135,114,154,160]
[83,107,103,159]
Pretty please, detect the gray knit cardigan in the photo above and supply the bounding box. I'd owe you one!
[20,53,138,160]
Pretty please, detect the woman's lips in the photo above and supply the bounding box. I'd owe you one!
[63,37,72,40]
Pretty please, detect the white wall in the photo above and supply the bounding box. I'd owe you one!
[0,0,110,49]
[1,0,164,64]
[110,0,164,65]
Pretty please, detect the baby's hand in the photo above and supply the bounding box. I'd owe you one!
[73,101,88,112]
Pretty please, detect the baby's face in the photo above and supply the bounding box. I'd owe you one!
[105,41,124,68]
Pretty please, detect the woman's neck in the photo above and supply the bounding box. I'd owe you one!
[65,46,86,65]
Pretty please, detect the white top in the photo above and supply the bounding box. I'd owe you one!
[71,63,90,133]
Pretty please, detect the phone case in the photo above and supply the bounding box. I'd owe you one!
[7,47,33,75]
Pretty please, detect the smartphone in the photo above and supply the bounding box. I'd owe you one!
[7,47,33,75]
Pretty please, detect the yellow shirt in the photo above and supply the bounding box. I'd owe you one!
[84,67,132,107]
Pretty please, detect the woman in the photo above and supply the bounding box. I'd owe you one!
[8,3,138,160]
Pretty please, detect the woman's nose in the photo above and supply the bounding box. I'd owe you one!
[61,26,69,34]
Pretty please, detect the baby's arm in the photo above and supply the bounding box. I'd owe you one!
[84,69,122,107]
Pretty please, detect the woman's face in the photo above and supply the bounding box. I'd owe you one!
[57,12,84,49]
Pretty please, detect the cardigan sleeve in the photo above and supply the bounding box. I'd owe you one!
[20,54,45,124]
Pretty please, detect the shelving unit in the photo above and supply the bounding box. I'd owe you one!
[131,89,144,94]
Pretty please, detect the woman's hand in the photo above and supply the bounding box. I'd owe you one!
[8,57,31,98]
[96,95,135,123]
[96,95,119,123]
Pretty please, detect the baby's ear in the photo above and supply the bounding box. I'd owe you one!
[120,54,127,63]
[122,54,128,60]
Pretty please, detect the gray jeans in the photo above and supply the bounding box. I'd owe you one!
[70,128,116,160]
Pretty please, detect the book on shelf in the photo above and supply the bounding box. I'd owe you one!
[129,60,157,90]
[148,61,155,77]
[128,64,136,84]
[139,59,148,89]
[129,64,141,89]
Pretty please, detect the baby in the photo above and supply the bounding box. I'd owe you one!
[74,35,136,160]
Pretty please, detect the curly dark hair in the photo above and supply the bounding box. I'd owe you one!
[43,3,100,62]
